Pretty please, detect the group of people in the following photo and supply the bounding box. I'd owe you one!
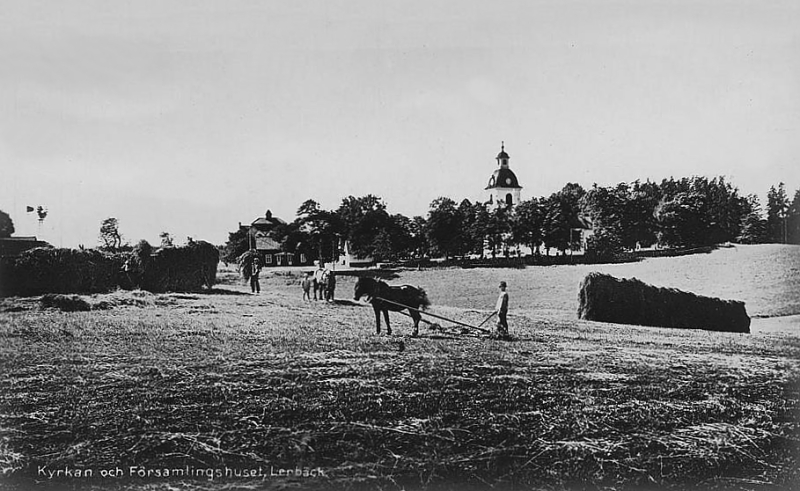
[301,262,336,302]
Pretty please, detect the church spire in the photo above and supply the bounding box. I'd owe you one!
[496,141,510,168]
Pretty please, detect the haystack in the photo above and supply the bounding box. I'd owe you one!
[1,248,126,297]
[135,240,219,292]
[577,272,750,333]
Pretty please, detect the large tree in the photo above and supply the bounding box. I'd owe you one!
[737,194,769,244]
[767,183,789,243]
[788,188,800,245]
[221,227,251,265]
[0,210,14,238]
[297,199,341,262]
[410,216,428,258]
[627,180,661,248]
[512,198,543,254]
[336,195,390,259]
[655,192,709,248]
[541,183,586,254]
[425,197,461,259]
[485,205,512,257]
[580,184,627,246]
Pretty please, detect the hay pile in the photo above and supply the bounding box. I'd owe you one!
[39,293,92,312]
[578,272,750,333]
[0,247,127,297]
[0,241,219,297]
[133,240,219,293]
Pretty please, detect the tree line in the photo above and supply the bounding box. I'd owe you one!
[212,176,800,264]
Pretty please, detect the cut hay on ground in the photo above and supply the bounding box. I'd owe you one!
[39,293,92,312]
[578,272,751,333]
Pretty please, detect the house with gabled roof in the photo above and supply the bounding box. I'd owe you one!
[239,210,311,266]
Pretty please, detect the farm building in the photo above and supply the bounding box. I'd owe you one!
[0,236,51,257]
[569,215,594,252]
[238,210,311,267]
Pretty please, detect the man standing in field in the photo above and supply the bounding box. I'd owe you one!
[313,262,326,300]
[495,281,510,339]
[250,256,262,294]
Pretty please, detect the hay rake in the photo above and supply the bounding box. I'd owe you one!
[372,296,491,336]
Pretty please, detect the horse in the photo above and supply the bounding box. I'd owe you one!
[353,277,430,336]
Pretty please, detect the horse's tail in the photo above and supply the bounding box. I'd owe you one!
[418,287,431,309]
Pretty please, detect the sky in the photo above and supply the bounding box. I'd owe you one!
[1,0,798,248]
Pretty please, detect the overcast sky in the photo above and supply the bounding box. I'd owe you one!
[1,0,798,247]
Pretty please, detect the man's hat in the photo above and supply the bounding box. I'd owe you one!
[499,281,507,287]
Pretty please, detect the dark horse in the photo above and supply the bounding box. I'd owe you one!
[354,277,430,336]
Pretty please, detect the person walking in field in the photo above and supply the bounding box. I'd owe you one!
[301,272,313,301]
[494,281,510,338]
[250,256,262,294]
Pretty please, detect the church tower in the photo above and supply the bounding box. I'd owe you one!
[485,142,522,207]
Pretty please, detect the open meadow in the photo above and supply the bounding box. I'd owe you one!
[1,244,798,491]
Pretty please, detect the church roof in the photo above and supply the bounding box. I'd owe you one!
[496,141,509,160]
[486,168,522,189]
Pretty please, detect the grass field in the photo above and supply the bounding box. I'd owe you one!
[1,244,798,491]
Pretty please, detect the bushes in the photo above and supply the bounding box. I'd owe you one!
[0,241,219,297]
[578,272,751,333]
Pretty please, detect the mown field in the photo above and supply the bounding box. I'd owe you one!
[1,244,798,491]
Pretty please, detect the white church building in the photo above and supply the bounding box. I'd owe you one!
[485,142,522,208]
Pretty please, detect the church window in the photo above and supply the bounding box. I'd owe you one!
[506,194,513,206]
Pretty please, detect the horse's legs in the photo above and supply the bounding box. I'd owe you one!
[410,309,421,337]
[383,309,391,335]
[373,306,382,334]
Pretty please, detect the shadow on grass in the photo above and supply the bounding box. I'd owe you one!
[330,299,365,307]
[202,288,251,296]
[343,270,401,281]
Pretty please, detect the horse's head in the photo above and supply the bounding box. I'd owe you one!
[354,277,374,301]
[417,287,431,309]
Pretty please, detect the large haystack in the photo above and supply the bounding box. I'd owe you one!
[135,240,219,292]
[0,248,127,297]
[577,272,750,333]
[0,241,219,297]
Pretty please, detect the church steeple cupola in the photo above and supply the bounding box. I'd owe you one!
[496,141,510,169]
[485,141,523,208]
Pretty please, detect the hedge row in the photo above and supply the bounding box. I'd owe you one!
[0,241,219,297]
